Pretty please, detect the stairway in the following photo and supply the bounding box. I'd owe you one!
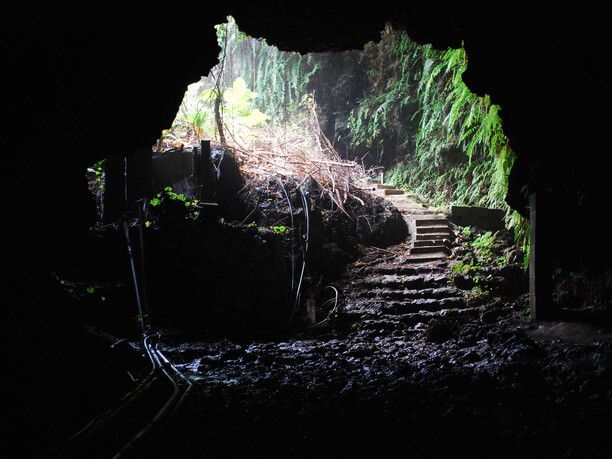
[329,178,476,335]
[372,181,453,264]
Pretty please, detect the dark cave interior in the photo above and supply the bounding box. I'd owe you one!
[2,3,611,457]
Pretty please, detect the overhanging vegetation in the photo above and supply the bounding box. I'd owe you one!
[158,16,529,263]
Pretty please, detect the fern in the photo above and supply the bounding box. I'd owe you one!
[185,18,530,265]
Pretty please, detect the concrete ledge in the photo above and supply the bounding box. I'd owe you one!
[450,205,505,231]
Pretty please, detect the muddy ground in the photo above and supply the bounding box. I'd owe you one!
[144,253,612,458]
[10,172,612,459]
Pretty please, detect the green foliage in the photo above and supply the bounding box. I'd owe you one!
[449,256,493,298]
[451,259,474,276]
[449,228,517,298]
[347,27,419,164]
[210,16,318,129]
[150,187,189,206]
[346,26,529,259]
[470,284,492,298]
[149,187,200,219]
[223,77,269,126]
[167,76,270,144]
[471,231,496,259]
[87,159,106,192]
[407,49,515,213]
[160,17,532,262]
[172,90,213,140]
[92,159,105,181]
[271,225,287,234]
[163,16,316,145]
[460,226,472,238]
[53,273,101,300]
[508,210,530,270]
[246,221,289,235]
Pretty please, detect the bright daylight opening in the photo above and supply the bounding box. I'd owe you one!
[78,15,531,336]
[89,15,527,260]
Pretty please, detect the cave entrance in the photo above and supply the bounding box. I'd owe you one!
[92,15,526,254]
[81,15,532,336]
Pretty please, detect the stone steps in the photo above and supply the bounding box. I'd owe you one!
[373,183,454,264]
[381,296,469,313]
[352,305,483,331]
[328,180,470,332]
[412,239,449,248]
[349,273,450,288]
[348,263,447,276]
[410,245,452,255]
[354,286,462,300]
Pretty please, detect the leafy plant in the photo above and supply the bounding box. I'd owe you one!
[471,231,496,259]
[150,187,198,208]
[148,186,201,222]
[90,159,105,185]
[449,228,516,298]
[451,259,473,276]
[213,16,320,129]
[246,221,289,235]
[165,75,270,145]
[470,284,492,298]
[216,76,270,144]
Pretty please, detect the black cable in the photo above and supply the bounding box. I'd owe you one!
[291,187,310,322]
[137,200,150,330]
[278,177,296,304]
[275,184,310,331]
[123,219,146,336]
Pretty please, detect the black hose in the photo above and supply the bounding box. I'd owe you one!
[291,187,310,322]
[275,185,310,331]
[39,362,160,458]
[137,201,149,327]
[296,187,310,296]
[113,337,184,458]
[122,219,146,335]
[308,285,340,328]
[278,177,296,306]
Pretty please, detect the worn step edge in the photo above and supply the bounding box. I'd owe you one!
[415,218,449,226]
[381,297,469,313]
[410,245,452,255]
[412,239,450,248]
[414,233,452,240]
[346,264,447,276]
[417,226,452,233]
[353,289,463,301]
[343,304,481,322]
[349,273,450,284]
[404,257,449,265]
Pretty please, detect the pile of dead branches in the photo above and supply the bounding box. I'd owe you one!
[226,98,371,216]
